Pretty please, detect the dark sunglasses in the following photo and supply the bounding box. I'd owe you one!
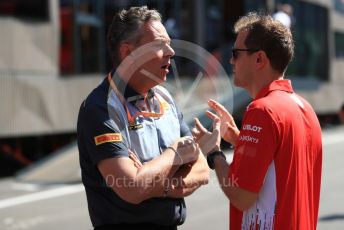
[231,48,260,59]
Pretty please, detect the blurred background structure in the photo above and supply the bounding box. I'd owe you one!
[0,0,344,229]
[1,0,344,175]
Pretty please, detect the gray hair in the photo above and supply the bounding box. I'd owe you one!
[107,6,162,68]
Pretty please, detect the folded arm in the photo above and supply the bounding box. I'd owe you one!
[167,154,209,198]
[98,148,178,204]
[98,137,200,204]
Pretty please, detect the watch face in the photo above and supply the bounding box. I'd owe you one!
[207,155,215,170]
[207,151,225,170]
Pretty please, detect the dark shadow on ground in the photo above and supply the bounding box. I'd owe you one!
[319,214,344,222]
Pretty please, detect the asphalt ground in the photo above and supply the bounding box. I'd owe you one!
[0,126,343,230]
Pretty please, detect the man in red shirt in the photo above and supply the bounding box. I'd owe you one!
[193,12,322,229]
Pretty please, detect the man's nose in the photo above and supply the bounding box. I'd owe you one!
[165,44,175,57]
[230,56,234,65]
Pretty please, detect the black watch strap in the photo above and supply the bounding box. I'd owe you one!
[207,150,226,170]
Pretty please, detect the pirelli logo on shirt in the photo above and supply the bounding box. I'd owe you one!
[94,133,122,145]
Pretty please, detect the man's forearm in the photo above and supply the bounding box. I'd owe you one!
[213,155,258,211]
[167,184,200,198]
[167,154,209,198]
[133,148,181,199]
[213,155,231,193]
[99,148,181,204]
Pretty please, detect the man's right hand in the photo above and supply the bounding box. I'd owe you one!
[170,137,200,165]
[208,99,240,146]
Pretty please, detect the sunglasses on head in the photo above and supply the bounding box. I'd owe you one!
[231,48,260,59]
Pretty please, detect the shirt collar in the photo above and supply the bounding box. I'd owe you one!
[255,79,294,100]
[110,70,155,103]
[123,83,155,103]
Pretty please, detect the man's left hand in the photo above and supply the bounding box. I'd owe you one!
[192,113,221,156]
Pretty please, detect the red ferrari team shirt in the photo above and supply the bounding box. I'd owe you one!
[229,80,322,230]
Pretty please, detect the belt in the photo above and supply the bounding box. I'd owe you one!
[94,223,177,230]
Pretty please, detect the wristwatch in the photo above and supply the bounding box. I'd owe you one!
[207,150,226,170]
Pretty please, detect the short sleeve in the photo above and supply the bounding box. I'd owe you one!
[78,104,128,165]
[176,105,191,137]
[229,107,279,193]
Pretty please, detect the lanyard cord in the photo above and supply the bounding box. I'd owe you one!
[107,73,165,125]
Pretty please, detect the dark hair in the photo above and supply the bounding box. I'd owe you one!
[107,6,162,67]
[234,12,294,74]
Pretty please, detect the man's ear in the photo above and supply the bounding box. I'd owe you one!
[256,51,267,69]
[119,42,134,61]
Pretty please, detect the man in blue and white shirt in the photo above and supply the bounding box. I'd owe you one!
[77,6,209,230]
